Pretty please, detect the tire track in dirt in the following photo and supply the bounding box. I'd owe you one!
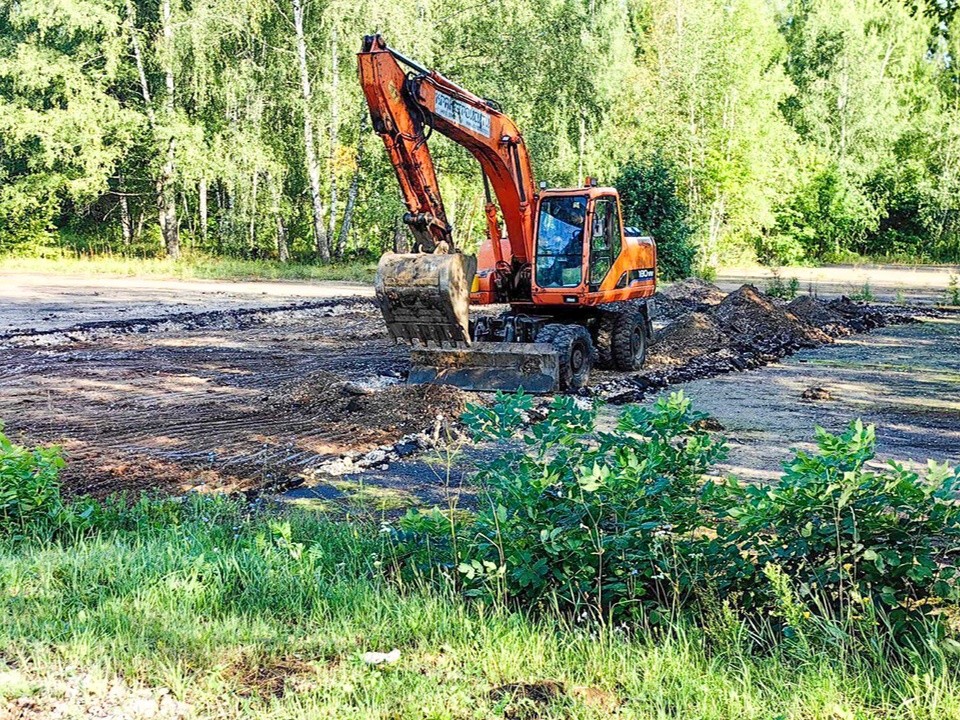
[0,299,448,498]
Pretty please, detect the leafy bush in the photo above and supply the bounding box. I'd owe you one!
[717,421,960,635]
[399,391,728,621]
[765,270,800,300]
[947,274,960,306]
[390,393,960,643]
[0,423,66,538]
[616,154,697,281]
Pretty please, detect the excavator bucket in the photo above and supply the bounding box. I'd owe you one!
[375,252,560,393]
[375,253,475,345]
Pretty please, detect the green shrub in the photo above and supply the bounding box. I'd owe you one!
[765,270,800,300]
[390,393,960,644]
[616,153,697,281]
[0,423,66,539]
[947,274,960,306]
[718,421,960,636]
[400,391,728,621]
[849,281,875,302]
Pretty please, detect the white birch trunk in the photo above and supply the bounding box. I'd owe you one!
[159,0,179,258]
[328,24,340,256]
[292,0,330,261]
[199,177,208,246]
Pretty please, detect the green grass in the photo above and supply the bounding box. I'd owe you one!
[1,503,958,719]
[0,253,377,283]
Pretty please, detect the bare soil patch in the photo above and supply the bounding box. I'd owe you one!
[597,282,927,404]
[0,274,936,501]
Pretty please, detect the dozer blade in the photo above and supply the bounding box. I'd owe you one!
[408,342,559,393]
[375,252,477,346]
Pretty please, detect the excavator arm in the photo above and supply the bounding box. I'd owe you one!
[358,34,536,284]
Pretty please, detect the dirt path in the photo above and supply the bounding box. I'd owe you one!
[716,264,959,305]
[0,272,373,334]
[603,316,960,482]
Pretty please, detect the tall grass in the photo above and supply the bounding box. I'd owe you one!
[1,499,958,718]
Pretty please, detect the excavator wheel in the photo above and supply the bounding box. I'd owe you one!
[536,323,595,391]
[596,306,648,371]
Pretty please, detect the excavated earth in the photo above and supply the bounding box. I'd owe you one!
[0,280,936,499]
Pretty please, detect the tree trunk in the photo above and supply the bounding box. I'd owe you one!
[328,24,340,257]
[135,205,146,244]
[393,216,408,253]
[577,109,586,183]
[159,0,179,258]
[336,115,364,256]
[199,177,208,246]
[119,179,133,248]
[248,170,259,253]
[292,0,330,261]
[267,171,289,262]
[126,0,178,258]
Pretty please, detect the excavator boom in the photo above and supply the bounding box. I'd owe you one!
[358,34,542,354]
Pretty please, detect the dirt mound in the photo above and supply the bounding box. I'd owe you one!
[661,278,727,306]
[787,295,849,335]
[274,372,467,446]
[714,285,831,352]
[648,312,731,367]
[654,278,728,322]
[826,296,918,332]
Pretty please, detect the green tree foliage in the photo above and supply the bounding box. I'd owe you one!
[0,0,134,251]
[1,0,959,267]
[616,154,696,280]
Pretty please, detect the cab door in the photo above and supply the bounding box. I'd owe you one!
[588,195,622,291]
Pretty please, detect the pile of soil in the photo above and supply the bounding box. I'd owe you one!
[661,278,727,306]
[713,284,831,352]
[786,295,848,335]
[653,278,727,322]
[597,286,926,404]
[272,371,467,446]
[826,296,917,331]
[647,312,731,367]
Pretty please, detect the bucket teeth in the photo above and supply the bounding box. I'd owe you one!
[375,252,476,346]
[375,253,557,392]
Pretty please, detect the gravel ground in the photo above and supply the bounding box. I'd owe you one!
[602,315,960,482]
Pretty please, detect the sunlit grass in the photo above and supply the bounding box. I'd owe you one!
[0,253,377,283]
[0,504,958,719]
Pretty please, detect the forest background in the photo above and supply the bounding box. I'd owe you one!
[2,0,959,278]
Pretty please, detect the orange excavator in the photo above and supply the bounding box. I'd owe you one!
[358,35,657,392]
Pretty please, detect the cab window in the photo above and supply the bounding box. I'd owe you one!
[535,195,587,288]
[589,197,622,289]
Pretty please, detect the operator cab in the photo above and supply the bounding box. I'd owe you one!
[531,186,656,307]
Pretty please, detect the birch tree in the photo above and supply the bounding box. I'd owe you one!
[292,0,330,261]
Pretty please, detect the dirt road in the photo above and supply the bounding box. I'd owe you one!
[716,264,959,304]
[0,273,373,334]
[0,269,955,505]
[4,262,954,337]
[609,316,960,482]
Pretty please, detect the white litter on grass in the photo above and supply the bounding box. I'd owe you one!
[362,649,401,666]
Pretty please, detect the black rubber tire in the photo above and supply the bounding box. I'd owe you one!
[537,323,596,391]
[595,312,616,369]
[610,307,647,371]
